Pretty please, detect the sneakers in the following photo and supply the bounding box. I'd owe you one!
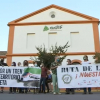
[89,92,93,94]
[58,93,61,95]
[65,92,70,94]
[0,90,3,93]
[83,92,87,94]
[53,92,61,95]
[53,92,56,95]
[83,92,93,94]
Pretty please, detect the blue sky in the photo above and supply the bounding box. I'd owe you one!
[0,0,100,51]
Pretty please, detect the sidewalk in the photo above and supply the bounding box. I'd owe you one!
[3,89,100,93]
[60,89,100,93]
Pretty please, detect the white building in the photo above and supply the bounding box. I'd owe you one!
[6,4,100,66]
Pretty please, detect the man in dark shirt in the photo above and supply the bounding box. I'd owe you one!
[0,58,8,93]
[39,64,48,93]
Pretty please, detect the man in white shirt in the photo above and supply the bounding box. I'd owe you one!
[81,55,92,94]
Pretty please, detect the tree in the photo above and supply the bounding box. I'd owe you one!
[93,52,100,63]
[32,42,70,69]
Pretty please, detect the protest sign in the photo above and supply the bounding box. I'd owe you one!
[0,66,41,88]
[57,64,100,88]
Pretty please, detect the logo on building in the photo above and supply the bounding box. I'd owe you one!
[62,74,72,84]
[43,25,62,31]
[50,25,62,30]
[43,26,49,31]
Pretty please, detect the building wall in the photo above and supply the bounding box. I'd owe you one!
[13,23,94,54]
[5,5,99,91]
[18,8,88,23]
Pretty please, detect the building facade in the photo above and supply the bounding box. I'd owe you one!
[7,4,100,66]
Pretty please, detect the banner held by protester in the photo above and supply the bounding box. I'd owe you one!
[57,64,100,88]
[0,67,41,88]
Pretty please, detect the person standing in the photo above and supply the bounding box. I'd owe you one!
[32,61,39,94]
[39,64,48,93]
[22,60,28,94]
[0,58,8,93]
[45,70,52,93]
[65,59,75,94]
[17,62,22,93]
[81,55,93,94]
[50,56,61,95]
[18,62,21,66]
[34,61,38,67]
[9,62,17,94]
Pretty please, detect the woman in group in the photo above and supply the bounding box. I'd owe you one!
[81,55,92,94]
[17,62,22,93]
[33,61,40,94]
[0,58,8,93]
[21,60,29,93]
[45,70,52,93]
[9,62,16,94]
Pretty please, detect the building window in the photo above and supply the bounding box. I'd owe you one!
[26,33,35,48]
[70,32,79,47]
[51,14,55,18]
[49,11,56,18]
[48,32,57,49]
[70,32,79,34]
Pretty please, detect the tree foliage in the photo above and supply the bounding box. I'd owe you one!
[34,42,70,69]
[93,52,100,63]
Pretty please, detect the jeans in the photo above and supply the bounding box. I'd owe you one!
[52,74,59,93]
[19,88,22,93]
[83,88,91,93]
[45,79,52,92]
[33,88,39,93]
[45,82,49,92]
[9,87,16,93]
[39,77,46,92]
[21,88,28,93]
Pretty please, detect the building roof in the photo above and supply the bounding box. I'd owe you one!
[8,4,99,25]
[0,51,7,56]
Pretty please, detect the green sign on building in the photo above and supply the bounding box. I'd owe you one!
[43,26,49,31]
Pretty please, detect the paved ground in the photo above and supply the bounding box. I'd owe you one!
[0,92,100,100]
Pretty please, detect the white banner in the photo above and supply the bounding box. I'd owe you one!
[57,64,100,88]
[0,66,41,88]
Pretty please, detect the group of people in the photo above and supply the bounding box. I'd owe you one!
[50,55,93,95]
[0,55,93,95]
[0,59,52,94]
[65,56,92,94]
